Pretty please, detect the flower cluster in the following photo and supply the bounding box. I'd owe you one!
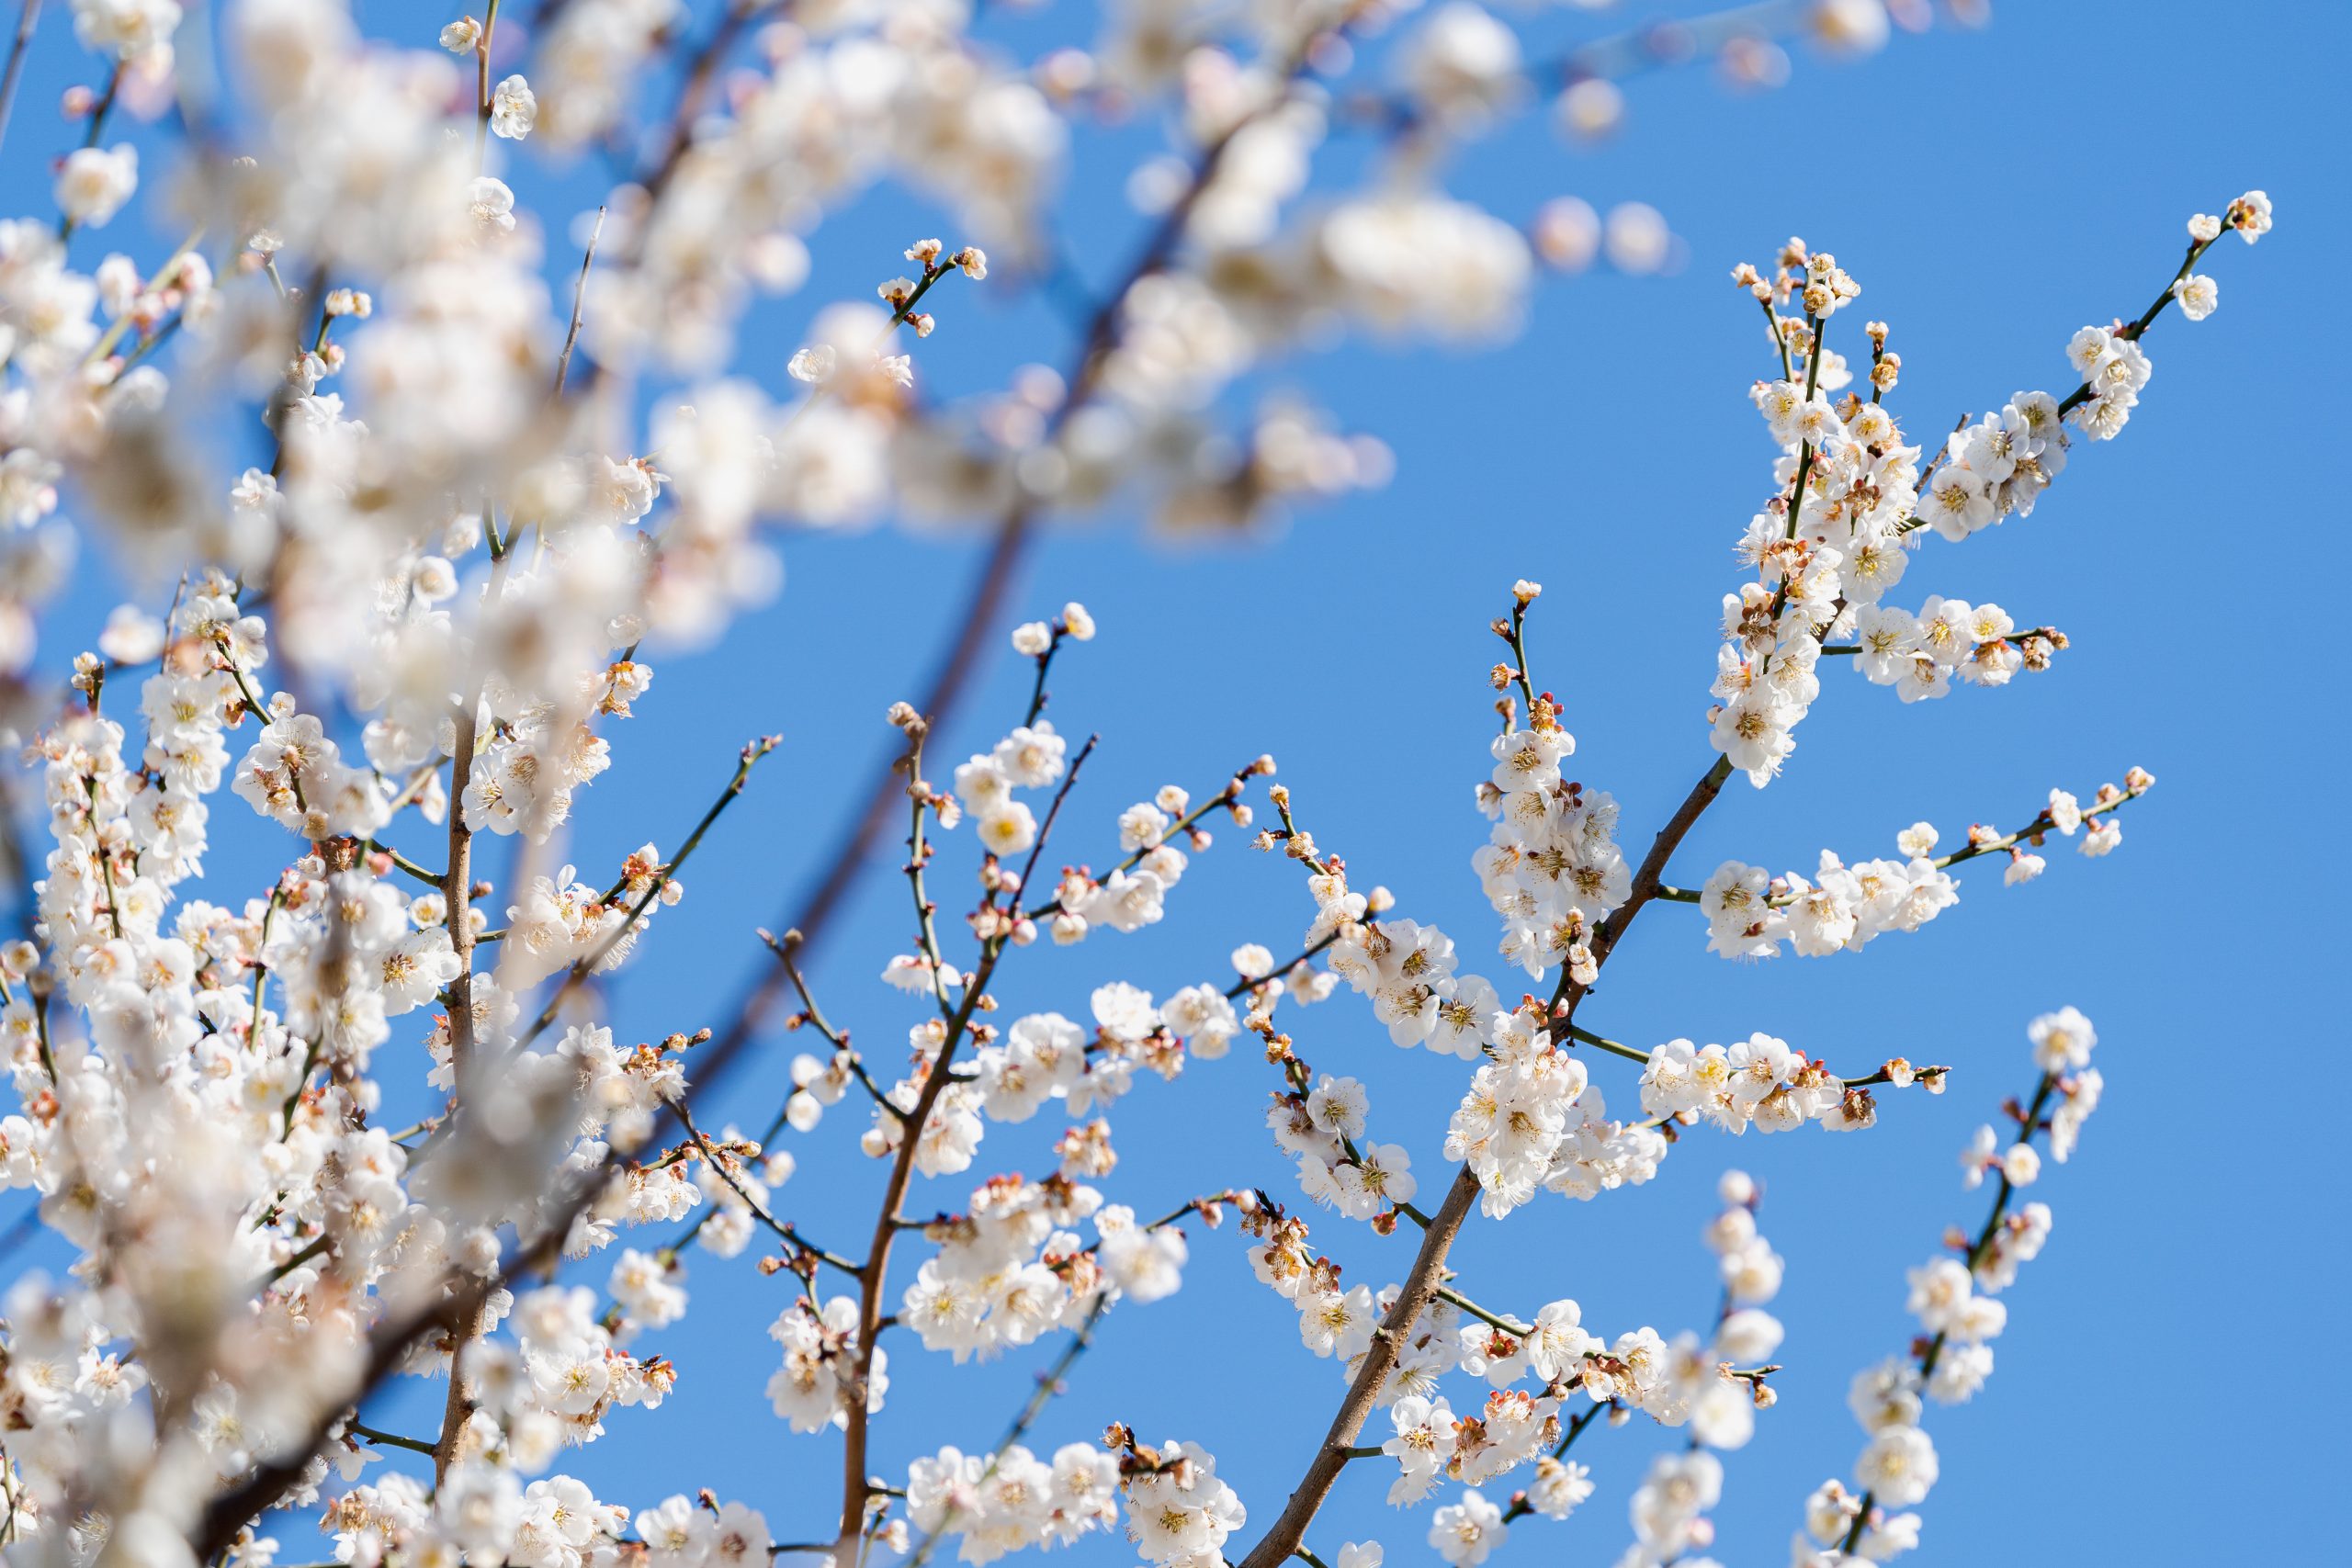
[1271,1069,1421,1224]
[499,854,677,990]
[478,1282,677,1451]
[1443,1002,1666,1217]
[1637,1033,1869,1133]
[905,1440,1120,1562]
[317,1471,647,1568]
[766,1294,886,1435]
[1245,739,1664,1222]
[1238,1191,1388,1365]
[1916,395,2071,536]
[1623,1450,1728,1568]
[1700,850,1955,959]
[1707,197,2267,790]
[1114,1436,1248,1568]
[1845,598,2061,700]
[1469,702,1632,982]
[898,1175,1204,1364]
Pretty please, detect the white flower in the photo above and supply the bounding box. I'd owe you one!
[1525,1457,1593,1519]
[977,802,1038,857]
[2173,273,2219,321]
[468,175,518,232]
[1428,1489,1507,1567]
[491,74,537,140]
[1854,1425,1939,1507]
[787,344,836,384]
[57,144,138,228]
[1711,691,1796,786]
[1522,1299,1594,1382]
[2027,1006,2096,1072]
[2229,189,2273,242]
[1099,1220,1186,1303]
[98,605,165,663]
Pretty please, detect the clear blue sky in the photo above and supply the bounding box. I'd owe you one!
[6,2,2345,1563]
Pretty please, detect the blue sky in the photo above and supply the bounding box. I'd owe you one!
[6,1,2347,1563]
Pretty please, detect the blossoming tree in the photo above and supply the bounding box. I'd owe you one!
[0,4,2279,1568]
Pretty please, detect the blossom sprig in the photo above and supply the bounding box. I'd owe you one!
[1232,1169,1751,1506]
[1238,773,1664,1216]
[1488,578,1544,719]
[2049,191,2269,421]
[752,927,907,1131]
[841,638,1272,1188]
[667,1093,859,1281]
[1256,1019,1428,1234]
[1901,191,2270,544]
[758,614,1295,1563]
[1793,1008,2106,1564]
[898,715,969,1021]
[1668,767,2152,960]
[1009,602,1094,727]
[1018,752,1271,946]
[1820,602,2065,701]
[1562,1022,1947,1130]
[1713,201,2275,794]
[786,237,988,391]
[876,238,989,343]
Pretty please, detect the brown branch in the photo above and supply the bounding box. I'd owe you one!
[1235,742,1741,1568]
[1561,754,1736,1012]
[1236,1165,1483,1568]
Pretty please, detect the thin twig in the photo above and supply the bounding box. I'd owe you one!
[514,736,780,1049]
[670,1096,862,1277]
[554,206,605,396]
[345,1421,435,1458]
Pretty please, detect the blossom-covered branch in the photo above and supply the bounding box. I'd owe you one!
[1792,1009,2106,1563]
[0,7,2279,1568]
